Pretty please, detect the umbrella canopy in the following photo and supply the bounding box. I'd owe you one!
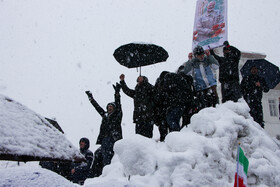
[240,59,280,89]
[113,43,169,68]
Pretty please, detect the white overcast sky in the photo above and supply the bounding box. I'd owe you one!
[0,0,279,145]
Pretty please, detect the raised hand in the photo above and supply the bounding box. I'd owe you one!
[113,82,121,93]
[85,91,93,100]
[120,74,125,81]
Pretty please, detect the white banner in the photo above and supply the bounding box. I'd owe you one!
[192,0,228,50]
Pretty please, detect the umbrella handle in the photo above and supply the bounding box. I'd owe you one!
[136,66,142,76]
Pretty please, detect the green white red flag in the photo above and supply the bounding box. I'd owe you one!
[234,146,249,187]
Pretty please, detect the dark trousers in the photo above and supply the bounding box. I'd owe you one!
[135,120,154,138]
[181,106,195,129]
[221,81,242,103]
[247,99,264,128]
[91,137,115,178]
[72,170,87,185]
[101,137,114,165]
[158,119,168,141]
[166,106,185,132]
[91,148,103,178]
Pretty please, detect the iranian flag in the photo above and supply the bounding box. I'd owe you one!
[234,146,249,187]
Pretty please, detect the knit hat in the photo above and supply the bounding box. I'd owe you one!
[107,102,116,110]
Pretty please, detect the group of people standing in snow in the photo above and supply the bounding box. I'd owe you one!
[78,67,196,183]
[185,41,269,127]
[41,41,269,185]
[81,41,269,183]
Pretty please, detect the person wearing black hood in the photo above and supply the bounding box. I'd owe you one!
[71,137,93,185]
[119,74,155,138]
[241,66,269,128]
[85,83,123,177]
[210,41,242,103]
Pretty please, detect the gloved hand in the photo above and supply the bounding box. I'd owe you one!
[113,83,121,93]
[85,91,93,100]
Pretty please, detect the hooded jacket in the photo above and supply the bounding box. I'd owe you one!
[72,138,93,175]
[184,55,219,91]
[89,92,123,145]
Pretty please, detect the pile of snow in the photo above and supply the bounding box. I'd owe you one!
[0,164,76,187]
[0,94,82,161]
[1,98,280,186]
[85,100,280,187]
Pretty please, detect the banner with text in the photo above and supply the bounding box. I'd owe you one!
[192,0,228,50]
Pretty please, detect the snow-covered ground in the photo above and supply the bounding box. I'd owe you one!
[0,163,76,187]
[1,0,280,146]
[1,98,280,186]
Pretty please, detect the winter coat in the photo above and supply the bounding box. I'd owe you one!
[120,77,154,123]
[240,74,269,103]
[154,71,170,126]
[161,72,194,109]
[241,74,269,126]
[184,55,219,91]
[89,93,123,145]
[72,138,93,177]
[73,149,94,174]
[210,46,241,83]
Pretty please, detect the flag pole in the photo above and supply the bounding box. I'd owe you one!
[236,142,241,187]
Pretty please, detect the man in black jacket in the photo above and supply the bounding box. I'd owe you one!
[211,41,242,103]
[71,137,93,185]
[119,74,154,138]
[85,83,123,177]
[161,72,194,132]
[241,66,269,128]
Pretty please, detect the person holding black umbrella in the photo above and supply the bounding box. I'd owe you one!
[210,41,242,103]
[241,66,269,128]
[119,74,155,138]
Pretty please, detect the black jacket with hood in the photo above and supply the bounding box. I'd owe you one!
[89,92,123,144]
[72,138,93,175]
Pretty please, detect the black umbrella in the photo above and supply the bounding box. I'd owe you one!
[240,59,280,89]
[113,43,169,73]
